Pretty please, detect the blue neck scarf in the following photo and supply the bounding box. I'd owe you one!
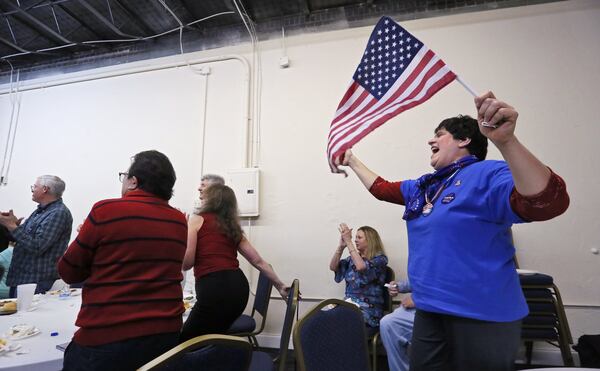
[403,155,480,221]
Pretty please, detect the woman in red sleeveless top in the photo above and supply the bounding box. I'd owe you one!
[180,184,289,342]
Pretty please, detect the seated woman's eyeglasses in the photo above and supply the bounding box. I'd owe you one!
[118,172,129,183]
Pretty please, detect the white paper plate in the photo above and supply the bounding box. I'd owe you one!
[5,325,41,340]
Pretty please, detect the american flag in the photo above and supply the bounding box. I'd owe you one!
[327,16,457,173]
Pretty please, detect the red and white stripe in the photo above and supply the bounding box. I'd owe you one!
[327,47,456,172]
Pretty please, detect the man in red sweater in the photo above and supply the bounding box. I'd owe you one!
[59,150,187,371]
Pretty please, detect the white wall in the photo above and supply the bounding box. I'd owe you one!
[1,0,598,363]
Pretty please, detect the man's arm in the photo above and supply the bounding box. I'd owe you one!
[58,213,96,283]
[401,294,415,309]
[387,278,411,296]
[10,209,71,256]
[0,210,23,232]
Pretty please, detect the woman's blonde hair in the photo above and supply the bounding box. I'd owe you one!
[358,226,386,260]
[199,184,244,245]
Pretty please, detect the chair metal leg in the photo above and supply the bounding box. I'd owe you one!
[248,335,258,348]
[525,341,533,365]
[371,333,379,371]
[521,280,575,368]
[551,285,573,344]
[549,288,574,366]
[373,349,377,371]
[557,334,575,366]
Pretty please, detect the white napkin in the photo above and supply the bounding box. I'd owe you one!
[5,324,40,340]
[0,338,22,355]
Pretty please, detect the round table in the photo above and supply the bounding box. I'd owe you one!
[0,292,80,371]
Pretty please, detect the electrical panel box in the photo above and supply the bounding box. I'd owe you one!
[227,168,260,217]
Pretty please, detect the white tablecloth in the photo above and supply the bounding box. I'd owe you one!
[0,293,80,371]
[1,291,192,371]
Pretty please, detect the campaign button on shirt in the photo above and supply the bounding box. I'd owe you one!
[441,193,455,204]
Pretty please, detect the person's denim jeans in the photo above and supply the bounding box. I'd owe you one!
[62,332,178,371]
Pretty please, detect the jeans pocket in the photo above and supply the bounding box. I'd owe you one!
[64,342,119,371]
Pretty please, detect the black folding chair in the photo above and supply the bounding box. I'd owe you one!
[227,269,274,347]
[293,298,371,371]
[137,334,252,371]
[250,279,300,371]
[520,272,574,366]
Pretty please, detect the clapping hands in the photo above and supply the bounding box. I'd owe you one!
[0,210,23,230]
[338,223,353,246]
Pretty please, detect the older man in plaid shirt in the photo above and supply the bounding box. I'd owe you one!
[0,175,72,297]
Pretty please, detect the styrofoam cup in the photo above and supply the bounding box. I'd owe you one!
[17,283,36,311]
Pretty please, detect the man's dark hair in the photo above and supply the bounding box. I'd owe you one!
[435,115,488,160]
[128,150,176,200]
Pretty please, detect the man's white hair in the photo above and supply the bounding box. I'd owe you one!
[37,175,66,197]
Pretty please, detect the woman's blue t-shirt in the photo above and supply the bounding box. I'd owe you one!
[400,160,528,322]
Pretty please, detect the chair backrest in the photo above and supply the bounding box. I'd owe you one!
[382,266,395,313]
[520,272,574,366]
[293,298,371,371]
[252,268,274,328]
[521,280,572,342]
[275,279,300,371]
[137,334,252,371]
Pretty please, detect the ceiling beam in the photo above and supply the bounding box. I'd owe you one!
[111,0,155,36]
[0,35,28,53]
[1,0,72,45]
[175,0,202,30]
[77,0,141,39]
[56,3,103,40]
[0,0,70,17]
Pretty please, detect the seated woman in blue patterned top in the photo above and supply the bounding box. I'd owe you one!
[329,223,388,333]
